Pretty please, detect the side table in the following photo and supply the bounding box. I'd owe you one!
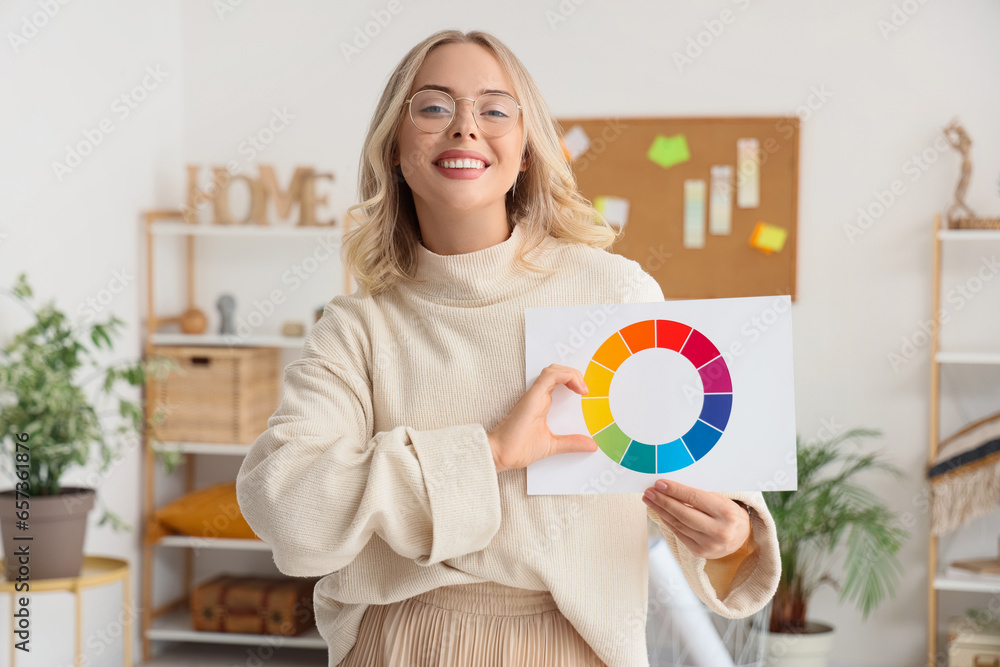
[0,554,131,667]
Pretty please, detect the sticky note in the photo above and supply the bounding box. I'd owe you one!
[595,196,630,227]
[647,134,691,169]
[562,125,591,161]
[683,180,706,249]
[749,222,788,253]
[736,138,760,208]
[709,165,733,235]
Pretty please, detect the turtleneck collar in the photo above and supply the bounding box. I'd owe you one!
[405,223,547,305]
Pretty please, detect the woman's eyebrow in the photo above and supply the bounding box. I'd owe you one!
[414,83,513,97]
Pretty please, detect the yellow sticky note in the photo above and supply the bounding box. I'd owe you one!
[647,134,690,169]
[749,222,788,254]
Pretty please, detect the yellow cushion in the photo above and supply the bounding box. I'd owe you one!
[154,482,261,540]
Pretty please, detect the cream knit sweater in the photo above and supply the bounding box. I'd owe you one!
[235,222,781,667]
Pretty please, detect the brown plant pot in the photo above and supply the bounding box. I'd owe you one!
[0,487,95,580]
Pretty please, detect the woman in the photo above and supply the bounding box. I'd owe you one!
[236,29,780,667]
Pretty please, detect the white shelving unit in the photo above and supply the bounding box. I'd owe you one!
[927,213,1000,664]
[139,210,349,664]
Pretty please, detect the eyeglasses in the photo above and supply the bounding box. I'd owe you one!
[404,89,522,137]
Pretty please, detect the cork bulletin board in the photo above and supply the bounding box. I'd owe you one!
[556,116,800,300]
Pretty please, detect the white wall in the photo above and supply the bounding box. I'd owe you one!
[2,1,1000,665]
[1,1,184,665]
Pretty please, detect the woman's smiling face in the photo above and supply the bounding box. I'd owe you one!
[395,42,525,216]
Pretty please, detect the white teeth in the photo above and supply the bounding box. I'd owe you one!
[436,158,486,169]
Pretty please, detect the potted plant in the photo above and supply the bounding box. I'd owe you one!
[759,427,910,667]
[0,272,177,580]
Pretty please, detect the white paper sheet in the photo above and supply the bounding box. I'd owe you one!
[524,296,796,495]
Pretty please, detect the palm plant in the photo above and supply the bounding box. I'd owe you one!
[762,427,909,632]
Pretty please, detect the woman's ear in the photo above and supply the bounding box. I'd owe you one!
[519,148,530,173]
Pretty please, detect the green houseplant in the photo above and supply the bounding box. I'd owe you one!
[0,272,178,579]
[760,427,909,666]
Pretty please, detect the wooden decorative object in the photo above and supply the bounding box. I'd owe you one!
[183,165,211,225]
[211,170,266,225]
[943,119,1000,230]
[298,171,335,226]
[182,164,337,227]
[178,307,207,335]
[258,165,314,220]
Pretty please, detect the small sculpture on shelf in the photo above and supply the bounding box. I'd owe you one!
[943,119,1000,230]
[217,294,236,336]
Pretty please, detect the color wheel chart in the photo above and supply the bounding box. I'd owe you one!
[581,319,733,474]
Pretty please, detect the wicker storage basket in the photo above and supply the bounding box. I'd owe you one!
[151,346,280,444]
[191,574,319,636]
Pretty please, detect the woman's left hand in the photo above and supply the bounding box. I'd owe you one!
[642,478,751,559]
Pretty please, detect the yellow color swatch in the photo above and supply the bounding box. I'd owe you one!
[581,397,614,434]
[583,361,614,398]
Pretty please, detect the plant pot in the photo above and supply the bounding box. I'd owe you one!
[0,487,95,580]
[762,621,835,667]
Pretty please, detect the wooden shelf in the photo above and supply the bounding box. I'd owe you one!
[152,441,253,456]
[927,212,1000,665]
[147,606,326,649]
[156,536,272,551]
[150,221,342,238]
[150,333,306,348]
[140,208,353,663]
[935,351,1000,365]
[937,229,1000,242]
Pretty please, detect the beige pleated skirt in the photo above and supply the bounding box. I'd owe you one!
[337,580,608,667]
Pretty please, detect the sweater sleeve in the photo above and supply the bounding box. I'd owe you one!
[235,297,503,578]
[625,261,781,617]
[646,492,781,618]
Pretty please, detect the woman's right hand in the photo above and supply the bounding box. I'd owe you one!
[487,364,599,473]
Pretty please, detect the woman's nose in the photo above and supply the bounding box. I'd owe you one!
[448,98,478,137]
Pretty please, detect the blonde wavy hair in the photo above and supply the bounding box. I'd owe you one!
[342,29,621,297]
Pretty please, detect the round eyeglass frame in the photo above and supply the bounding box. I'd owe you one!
[403,90,523,137]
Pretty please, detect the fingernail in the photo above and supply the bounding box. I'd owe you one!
[643,490,656,501]
[655,480,668,492]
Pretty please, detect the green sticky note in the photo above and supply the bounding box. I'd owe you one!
[647,134,691,169]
